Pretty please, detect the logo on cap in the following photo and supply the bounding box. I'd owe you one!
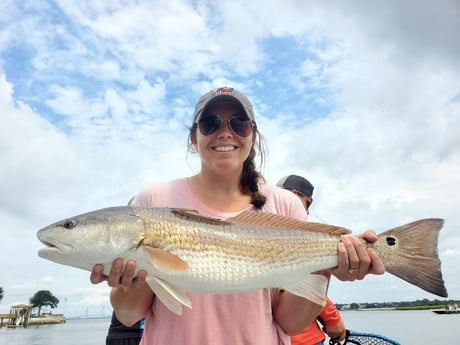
[213,87,234,96]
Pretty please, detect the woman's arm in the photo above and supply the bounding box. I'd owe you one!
[111,284,153,327]
[273,271,330,335]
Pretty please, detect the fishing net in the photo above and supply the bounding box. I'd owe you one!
[329,329,401,345]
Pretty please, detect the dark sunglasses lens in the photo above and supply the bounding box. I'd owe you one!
[198,115,253,137]
[229,118,252,137]
[199,116,223,135]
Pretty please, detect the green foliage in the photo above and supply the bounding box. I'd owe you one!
[350,302,360,309]
[30,290,60,316]
[396,304,446,311]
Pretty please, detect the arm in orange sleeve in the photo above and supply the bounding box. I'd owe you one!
[318,297,346,342]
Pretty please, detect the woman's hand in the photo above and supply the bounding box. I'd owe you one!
[90,258,148,289]
[90,259,152,327]
[332,230,385,281]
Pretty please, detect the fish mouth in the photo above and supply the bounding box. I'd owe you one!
[39,239,59,249]
[38,239,73,254]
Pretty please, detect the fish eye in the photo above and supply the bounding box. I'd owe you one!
[62,219,76,229]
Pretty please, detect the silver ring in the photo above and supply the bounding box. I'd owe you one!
[348,268,358,274]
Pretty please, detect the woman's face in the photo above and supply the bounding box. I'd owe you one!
[193,102,255,176]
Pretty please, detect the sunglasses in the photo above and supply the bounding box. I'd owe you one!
[197,114,255,137]
[293,191,313,210]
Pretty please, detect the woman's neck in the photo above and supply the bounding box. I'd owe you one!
[187,172,252,212]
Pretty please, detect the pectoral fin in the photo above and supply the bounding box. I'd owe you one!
[284,274,329,307]
[146,276,192,315]
[144,247,189,274]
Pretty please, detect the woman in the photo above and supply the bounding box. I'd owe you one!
[90,87,384,345]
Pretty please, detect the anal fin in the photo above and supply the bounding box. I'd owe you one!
[146,276,192,315]
[284,274,329,307]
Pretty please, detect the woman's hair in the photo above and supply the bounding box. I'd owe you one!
[187,124,267,209]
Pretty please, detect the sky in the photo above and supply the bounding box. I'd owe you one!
[1,0,459,318]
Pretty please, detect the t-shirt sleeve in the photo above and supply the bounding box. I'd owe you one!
[319,297,342,327]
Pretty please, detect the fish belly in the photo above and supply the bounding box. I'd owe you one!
[157,250,339,294]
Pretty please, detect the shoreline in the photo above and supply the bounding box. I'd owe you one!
[1,315,66,328]
[29,315,66,325]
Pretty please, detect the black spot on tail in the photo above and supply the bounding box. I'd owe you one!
[386,237,396,246]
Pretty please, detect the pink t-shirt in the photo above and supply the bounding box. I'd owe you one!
[133,178,307,345]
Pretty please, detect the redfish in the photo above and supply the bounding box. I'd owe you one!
[37,207,447,314]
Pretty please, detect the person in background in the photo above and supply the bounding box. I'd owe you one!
[90,87,384,345]
[277,175,347,344]
[106,311,143,345]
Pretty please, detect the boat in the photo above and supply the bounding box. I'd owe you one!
[432,309,460,314]
[432,303,459,314]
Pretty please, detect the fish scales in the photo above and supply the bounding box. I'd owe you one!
[37,206,448,315]
[140,210,338,292]
[146,211,338,284]
[144,211,338,264]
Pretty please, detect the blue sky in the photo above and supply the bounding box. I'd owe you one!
[1,0,459,318]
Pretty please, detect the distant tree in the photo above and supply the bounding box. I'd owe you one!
[0,287,3,303]
[30,290,59,316]
[350,302,360,310]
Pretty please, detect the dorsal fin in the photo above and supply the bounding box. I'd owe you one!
[171,208,231,226]
[170,208,351,236]
[227,210,351,236]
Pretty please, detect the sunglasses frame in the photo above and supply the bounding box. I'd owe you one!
[197,113,255,137]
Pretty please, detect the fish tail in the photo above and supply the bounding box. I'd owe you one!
[374,218,448,297]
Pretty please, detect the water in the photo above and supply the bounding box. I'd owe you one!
[330,310,458,344]
[0,310,458,344]
[0,317,110,345]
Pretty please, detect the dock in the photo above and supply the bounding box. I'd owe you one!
[0,304,32,328]
[1,303,68,328]
[0,313,16,327]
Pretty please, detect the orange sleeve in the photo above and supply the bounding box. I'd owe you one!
[291,321,325,345]
[318,297,342,328]
[292,297,343,345]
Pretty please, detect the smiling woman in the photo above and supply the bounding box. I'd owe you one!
[87,86,386,345]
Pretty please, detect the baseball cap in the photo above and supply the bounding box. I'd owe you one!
[277,175,314,197]
[193,87,256,123]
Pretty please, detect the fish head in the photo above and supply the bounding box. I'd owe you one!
[37,206,146,272]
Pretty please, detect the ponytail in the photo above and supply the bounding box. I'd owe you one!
[241,132,267,209]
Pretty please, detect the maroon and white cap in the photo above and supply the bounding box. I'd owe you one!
[193,87,256,123]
